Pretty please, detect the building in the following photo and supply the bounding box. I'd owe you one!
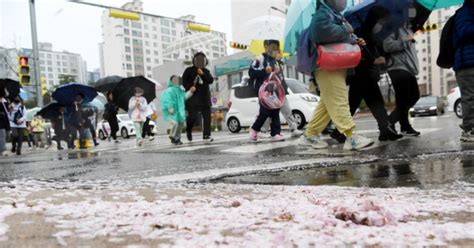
[100,0,227,79]
[415,7,459,97]
[0,46,19,81]
[87,69,101,85]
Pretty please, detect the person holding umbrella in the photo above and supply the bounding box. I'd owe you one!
[182,52,214,143]
[67,94,88,149]
[52,105,67,150]
[0,88,10,156]
[104,91,120,143]
[128,87,150,147]
[9,96,27,155]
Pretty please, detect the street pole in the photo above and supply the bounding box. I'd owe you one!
[29,0,43,107]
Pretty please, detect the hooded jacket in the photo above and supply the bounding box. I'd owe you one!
[182,53,214,108]
[383,26,419,76]
[453,1,474,71]
[160,80,193,123]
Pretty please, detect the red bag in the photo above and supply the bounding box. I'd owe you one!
[317,43,362,70]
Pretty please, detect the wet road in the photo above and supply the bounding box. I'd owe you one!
[0,112,472,186]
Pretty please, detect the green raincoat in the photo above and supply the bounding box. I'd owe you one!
[160,80,186,123]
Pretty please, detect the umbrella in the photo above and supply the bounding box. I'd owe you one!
[0,78,21,102]
[94,75,122,93]
[112,76,156,111]
[19,88,30,101]
[26,107,42,121]
[96,92,107,104]
[283,0,317,54]
[345,0,412,41]
[237,15,286,45]
[163,33,219,55]
[83,98,105,112]
[416,0,463,10]
[39,102,63,119]
[52,83,98,106]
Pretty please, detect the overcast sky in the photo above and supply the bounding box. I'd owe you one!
[0,0,233,71]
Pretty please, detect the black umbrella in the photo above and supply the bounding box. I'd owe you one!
[38,102,63,119]
[410,1,432,33]
[95,75,123,93]
[112,76,156,111]
[0,78,21,102]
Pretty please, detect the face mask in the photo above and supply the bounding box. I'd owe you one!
[372,22,384,34]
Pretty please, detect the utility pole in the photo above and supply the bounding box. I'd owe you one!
[29,0,43,107]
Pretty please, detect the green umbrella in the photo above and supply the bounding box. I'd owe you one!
[26,107,42,121]
[416,0,463,10]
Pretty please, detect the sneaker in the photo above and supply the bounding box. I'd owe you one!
[290,129,304,138]
[173,139,184,145]
[250,129,258,141]
[149,136,155,141]
[343,134,374,151]
[299,135,328,149]
[401,127,421,137]
[379,125,404,141]
[461,131,474,142]
[258,132,271,139]
[271,134,285,142]
[330,129,346,144]
[186,132,193,142]
[203,136,214,143]
[114,140,121,144]
[1,151,8,156]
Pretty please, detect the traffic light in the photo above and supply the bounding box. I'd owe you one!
[40,77,47,96]
[418,24,439,33]
[109,8,140,21]
[229,42,248,50]
[18,56,30,85]
[187,22,211,32]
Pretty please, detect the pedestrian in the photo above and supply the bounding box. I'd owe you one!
[453,0,474,142]
[26,121,35,148]
[0,90,10,156]
[160,75,196,145]
[382,11,421,137]
[104,91,120,143]
[9,96,27,155]
[300,0,374,150]
[30,114,48,149]
[67,94,88,149]
[250,41,304,138]
[128,87,149,147]
[142,101,157,141]
[182,52,214,143]
[332,6,403,142]
[84,108,99,147]
[52,105,67,150]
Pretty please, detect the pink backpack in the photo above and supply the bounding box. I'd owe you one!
[258,73,285,110]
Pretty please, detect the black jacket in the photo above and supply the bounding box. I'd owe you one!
[248,54,289,94]
[182,66,214,108]
[104,102,119,121]
[0,100,10,130]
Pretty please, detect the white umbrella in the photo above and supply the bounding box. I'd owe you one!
[163,32,219,55]
[236,15,286,44]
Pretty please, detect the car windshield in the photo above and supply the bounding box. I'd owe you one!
[286,79,309,94]
[416,97,437,105]
[118,115,130,121]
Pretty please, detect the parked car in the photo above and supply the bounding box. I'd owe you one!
[409,96,445,117]
[97,114,156,139]
[226,78,319,133]
[447,86,462,118]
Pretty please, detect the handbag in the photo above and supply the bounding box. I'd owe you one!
[317,43,362,70]
[258,73,285,110]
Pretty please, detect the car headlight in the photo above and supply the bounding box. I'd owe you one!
[409,108,414,112]
[300,95,318,102]
[429,106,437,110]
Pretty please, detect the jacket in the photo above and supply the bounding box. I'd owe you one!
[66,103,86,128]
[383,27,419,76]
[453,2,474,71]
[160,80,193,123]
[104,102,119,121]
[128,96,150,122]
[9,103,27,129]
[31,117,46,133]
[0,99,10,130]
[182,66,214,108]
[311,1,352,45]
[249,54,289,94]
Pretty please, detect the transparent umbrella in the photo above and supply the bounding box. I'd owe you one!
[163,33,219,55]
[238,15,286,44]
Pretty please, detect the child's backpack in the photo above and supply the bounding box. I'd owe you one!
[437,13,457,69]
[296,27,318,75]
[258,73,285,110]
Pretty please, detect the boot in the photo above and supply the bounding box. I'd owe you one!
[379,125,403,141]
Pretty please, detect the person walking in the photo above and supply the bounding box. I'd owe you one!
[182,52,214,143]
[9,96,27,155]
[160,75,196,145]
[128,87,149,147]
[383,16,421,137]
[67,94,88,149]
[453,0,474,142]
[0,91,10,156]
[300,0,374,150]
[104,91,120,143]
[52,105,67,150]
[84,108,99,147]
[30,114,48,149]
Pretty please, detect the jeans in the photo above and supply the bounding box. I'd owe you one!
[252,105,281,137]
[456,67,474,131]
[0,129,6,153]
[388,69,420,131]
[11,128,25,153]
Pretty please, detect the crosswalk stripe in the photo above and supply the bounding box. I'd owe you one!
[168,144,221,151]
[221,139,300,154]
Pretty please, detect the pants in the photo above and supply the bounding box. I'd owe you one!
[85,121,97,140]
[388,69,420,131]
[142,117,154,138]
[305,70,356,137]
[134,122,144,142]
[170,121,184,140]
[33,132,47,148]
[262,96,298,132]
[27,133,35,147]
[107,118,119,140]
[456,68,474,131]
[11,128,25,153]
[54,129,66,149]
[252,105,281,137]
[186,105,211,137]
[0,129,6,153]
[68,126,87,148]
[348,75,389,132]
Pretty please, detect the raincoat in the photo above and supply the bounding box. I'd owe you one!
[160,80,192,123]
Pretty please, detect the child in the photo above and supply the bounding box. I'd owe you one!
[160,75,195,145]
[30,114,47,148]
[128,87,149,147]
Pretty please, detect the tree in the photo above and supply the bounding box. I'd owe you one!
[58,74,76,85]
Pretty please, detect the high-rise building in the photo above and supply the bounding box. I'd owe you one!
[100,0,227,78]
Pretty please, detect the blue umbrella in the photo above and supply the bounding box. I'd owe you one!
[52,83,98,106]
[19,88,30,100]
[345,0,412,41]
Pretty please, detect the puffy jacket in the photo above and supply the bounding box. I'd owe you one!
[31,117,45,133]
[453,2,474,71]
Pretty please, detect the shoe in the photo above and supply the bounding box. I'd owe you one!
[343,134,374,151]
[114,140,121,144]
[11,147,15,153]
[290,129,304,138]
[271,134,285,142]
[57,147,64,150]
[137,140,144,147]
[186,132,193,142]
[149,136,155,141]
[2,151,8,156]
[173,139,183,145]
[203,136,214,143]
[94,140,100,146]
[379,125,404,141]
[108,136,111,142]
[330,129,346,144]
[299,135,328,149]
[16,151,21,155]
[169,136,176,144]
[257,132,271,139]
[401,127,421,137]
[461,131,474,142]
[250,129,258,141]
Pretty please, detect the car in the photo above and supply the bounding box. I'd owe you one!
[225,78,319,133]
[447,86,462,118]
[409,96,445,117]
[97,114,156,139]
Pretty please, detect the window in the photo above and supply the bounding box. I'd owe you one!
[47,61,52,66]
[147,66,151,71]
[57,61,61,66]
[152,17,156,23]
[146,58,151,63]
[40,66,45,71]
[161,28,170,35]
[162,44,168,49]
[144,24,148,30]
[132,30,142,37]
[153,34,158,39]
[57,68,61,72]
[171,22,175,28]
[124,28,130,35]
[124,37,130,44]
[131,22,142,29]
[148,74,152,78]
[213,53,219,58]
[127,72,132,77]
[153,42,158,47]
[39,53,44,58]
[234,85,257,99]
[172,30,176,36]
[423,67,427,71]
[126,64,132,70]
[63,68,67,73]
[161,19,170,26]
[145,33,149,38]
[125,46,131,53]
[47,54,52,59]
[126,55,132,61]
[154,59,159,64]
[422,48,426,53]
[143,16,148,21]
[154,51,159,56]
[132,39,142,45]
[145,41,150,46]
[162,36,171,42]
[152,26,157,31]
[62,62,67,66]
[49,80,53,85]
[56,54,60,59]
[423,58,427,62]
